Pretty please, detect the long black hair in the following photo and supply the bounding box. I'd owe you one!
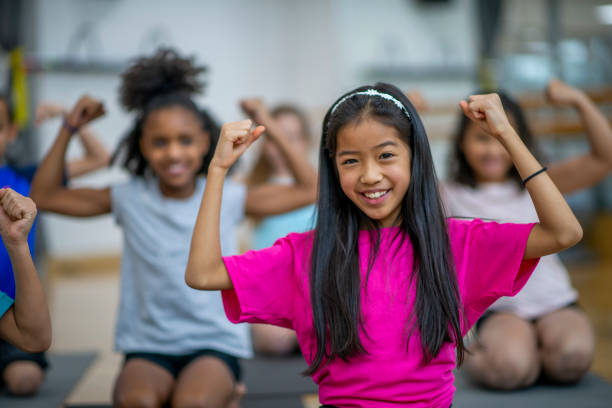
[112,48,221,176]
[450,91,543,187]
[306,82,465,375]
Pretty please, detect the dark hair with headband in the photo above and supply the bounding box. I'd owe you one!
[306,82,465,374]
[449,91,543,188]
[111,48,221,176]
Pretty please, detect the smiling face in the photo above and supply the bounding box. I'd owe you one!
[335,117,411,228]
[139,106,209,198]
[461,119,514,184]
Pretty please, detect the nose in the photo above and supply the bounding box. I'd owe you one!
[360,160,383,185]
[166,141,182,160]
[485,138,507,156]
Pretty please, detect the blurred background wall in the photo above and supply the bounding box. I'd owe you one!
[1,0,611,259]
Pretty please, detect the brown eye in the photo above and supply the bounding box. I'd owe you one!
[153,138,167,148]
[179,135,194,146]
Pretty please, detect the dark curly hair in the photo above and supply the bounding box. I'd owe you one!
[449,91,544,188]
[112,48,220,176]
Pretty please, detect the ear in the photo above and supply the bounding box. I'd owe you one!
[200,130,211,156]
[139,136,150,161]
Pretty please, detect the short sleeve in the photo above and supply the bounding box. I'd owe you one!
[0,291,14,319]
[110,183,128,226]
[221,234,300,330]
[450,218,539,326]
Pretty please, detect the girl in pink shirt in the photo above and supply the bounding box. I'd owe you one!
[186,83,582,407]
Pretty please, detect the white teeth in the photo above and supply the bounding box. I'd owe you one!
[167,164,187,175]
[364,190,388,199]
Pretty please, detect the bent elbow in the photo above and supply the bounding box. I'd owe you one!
[21,331,52,353]
[29,187,51,210]
[185,267,207,290]
[558,224,583,249]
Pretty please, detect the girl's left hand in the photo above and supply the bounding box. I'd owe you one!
[210,120,266,171]
[35,103,67,126]
[240,98,271,125]
[460,94,513,140]
[0,188,37,246]
[546,79,584,106]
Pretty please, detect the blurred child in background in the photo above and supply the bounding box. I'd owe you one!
[242,100,316,356]
[0,93,109,396]
[31,48,317,407]
[442,79,612,389]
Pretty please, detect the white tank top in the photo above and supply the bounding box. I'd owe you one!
[440,181,577,319]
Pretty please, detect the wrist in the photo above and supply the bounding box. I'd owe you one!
[570,92,589,109]
[208,161,230,177]
[62,117,80,135]
[3,239,29,253]
[497,126,520,146]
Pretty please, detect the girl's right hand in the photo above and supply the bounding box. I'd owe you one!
[66,96,105,130]
[0,188,37,246]
[210,120,266,171]
[460,94,514,141]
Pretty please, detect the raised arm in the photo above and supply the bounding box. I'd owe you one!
[66,126,111,178]
[545,79,612,194]
[0,188,51,352]
[35,102,111,178]
[30,96,111,216]
[460,94,583,259]
[186,120,266,290]
[240,99,317,217]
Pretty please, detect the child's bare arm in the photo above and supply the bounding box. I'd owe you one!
[0,188,51,352]
[186,120,266,290]
[66,125,111,178]
[460,94,583,259]
[240,99,317,216]
[545,79,612,194]
[35,102,111,178]
[31,96,111,216]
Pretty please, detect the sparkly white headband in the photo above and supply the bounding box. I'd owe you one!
[329,89,411,120]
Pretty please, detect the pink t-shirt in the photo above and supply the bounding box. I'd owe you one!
[222,218,539,407]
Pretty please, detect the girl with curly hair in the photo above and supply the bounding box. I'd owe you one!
[30,48,317,407]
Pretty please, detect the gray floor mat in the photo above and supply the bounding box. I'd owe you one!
[0,352,96,408]
[64,355,612,408]
[454,370,612,407]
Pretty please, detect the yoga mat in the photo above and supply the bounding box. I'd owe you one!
[64,355,612,408]
[454,370,612,408]
[0,352,96,408]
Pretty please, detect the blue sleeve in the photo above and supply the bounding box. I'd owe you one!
[15,165,38,183]
[0,291,14,319]
[16,164,67,186]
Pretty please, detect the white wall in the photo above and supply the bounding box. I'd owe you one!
[30,0,478,257]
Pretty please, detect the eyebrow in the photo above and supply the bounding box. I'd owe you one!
[337,140,398,157]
